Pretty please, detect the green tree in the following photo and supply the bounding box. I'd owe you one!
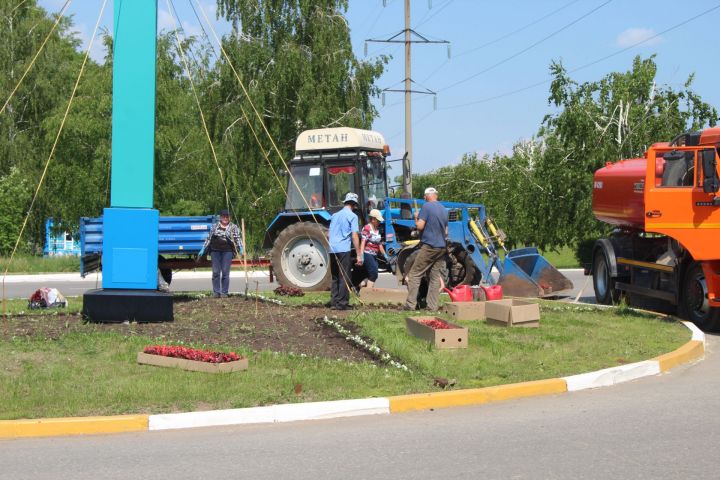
[211,0,387,247]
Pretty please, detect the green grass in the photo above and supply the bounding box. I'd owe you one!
[0,295,689,420]
[539,246,579,269]
[1,255,80,274]
[1,297,82,315]
[0,332,427,419]
[347,302,686,388]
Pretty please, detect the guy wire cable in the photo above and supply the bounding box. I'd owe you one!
[2,0,108,322]
[0,0,72,116]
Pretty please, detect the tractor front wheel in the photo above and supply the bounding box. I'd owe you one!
[271,222,331,291]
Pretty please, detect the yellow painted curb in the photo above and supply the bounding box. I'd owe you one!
[654,340,705,372]
[0,415,148,439]
[389,378,567,413]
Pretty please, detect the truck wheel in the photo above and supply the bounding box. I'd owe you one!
[593,250,618,305]
[271,222,330,291]
[681,262,720,331]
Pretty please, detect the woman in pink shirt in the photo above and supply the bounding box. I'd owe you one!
[359,209,387,288]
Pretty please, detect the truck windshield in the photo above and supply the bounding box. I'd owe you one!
[326,165,357,207]
[285,164,324,210]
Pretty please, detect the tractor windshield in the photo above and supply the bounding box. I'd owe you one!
[285,164,324,210]
[326,165,357,207]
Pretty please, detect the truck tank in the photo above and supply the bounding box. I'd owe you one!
[592,158,648,229]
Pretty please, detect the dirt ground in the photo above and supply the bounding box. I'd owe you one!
[2,296,377,362]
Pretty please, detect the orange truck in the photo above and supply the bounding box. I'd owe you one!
[591,127,720,329]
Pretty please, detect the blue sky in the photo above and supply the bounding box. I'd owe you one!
[39,0,720,174]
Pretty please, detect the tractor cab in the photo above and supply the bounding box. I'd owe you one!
[265,127,391,290]
[284,128,390,216]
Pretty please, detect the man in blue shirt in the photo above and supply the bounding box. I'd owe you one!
[329,192,362,310]
[405,187,448,311]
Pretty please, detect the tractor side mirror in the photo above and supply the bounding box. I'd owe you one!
[701,149,720,193]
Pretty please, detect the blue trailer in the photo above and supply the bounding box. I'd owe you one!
[80,215,216,282]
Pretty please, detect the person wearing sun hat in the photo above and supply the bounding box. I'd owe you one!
[359,208,386,289]
[328,192,362,310]
[404,186,448,311]
[200,209,243,298]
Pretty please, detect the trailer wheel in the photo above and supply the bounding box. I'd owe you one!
[271,222,331,291]
[593,250,619,305]
[681,262,720,331]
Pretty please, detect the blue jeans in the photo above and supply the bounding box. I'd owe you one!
[211,250,233,295]
[363,253,379,282]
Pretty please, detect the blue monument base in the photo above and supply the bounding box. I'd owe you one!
[102,207,159,290]
[82,289,173,323]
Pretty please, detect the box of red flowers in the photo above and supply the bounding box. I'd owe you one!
[137,345,248,373]
[405,317,468,349]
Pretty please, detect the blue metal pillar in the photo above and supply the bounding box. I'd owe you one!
[83,0,171,322]
[102,0,158,290]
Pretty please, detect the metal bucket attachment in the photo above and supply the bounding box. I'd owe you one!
[498,247,574,297]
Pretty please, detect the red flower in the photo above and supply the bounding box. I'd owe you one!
[420,319,452,330]
[144,345,241,363]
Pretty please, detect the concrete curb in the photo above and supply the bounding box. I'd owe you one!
[0,320,705,439]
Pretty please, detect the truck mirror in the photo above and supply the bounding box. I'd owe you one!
[701,149,720,193]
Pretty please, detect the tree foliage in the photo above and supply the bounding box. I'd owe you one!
[0,0,385,254]
[415,56,718,251]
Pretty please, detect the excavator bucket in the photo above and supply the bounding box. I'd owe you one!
[498,247,574,297]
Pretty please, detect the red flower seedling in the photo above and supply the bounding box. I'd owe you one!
[144,345,241,363]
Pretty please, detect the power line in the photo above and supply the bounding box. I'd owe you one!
[413,0,454,29]
[422,0,581,84]
[438,0,613,92]
[439,3,720,111]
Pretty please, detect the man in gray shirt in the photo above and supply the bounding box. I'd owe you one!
[404,187,448,311]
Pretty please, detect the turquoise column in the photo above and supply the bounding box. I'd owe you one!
[102,0,159,290]
[110,0,157,206]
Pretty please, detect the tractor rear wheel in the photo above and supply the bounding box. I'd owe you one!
[271,222,331,291]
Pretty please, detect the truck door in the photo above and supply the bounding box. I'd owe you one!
[645,146,720,260]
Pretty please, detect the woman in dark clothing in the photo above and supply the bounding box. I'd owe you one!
[201,209,243,297]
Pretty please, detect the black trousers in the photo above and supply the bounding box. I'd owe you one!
[330,252,352,308]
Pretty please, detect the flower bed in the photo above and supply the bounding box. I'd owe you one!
[138,345,248,373]
[406,316,468,349]
[420,319,452,330]
[274,285,305,297]
[143,345,240,363]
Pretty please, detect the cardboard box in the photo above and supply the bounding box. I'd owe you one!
[443,302,486,321]
[359,287,408,305]
[137,352,249,373]
[485,299,540,328]
[406,316,468,349]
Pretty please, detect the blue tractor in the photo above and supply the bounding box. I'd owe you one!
[265,127,572,297]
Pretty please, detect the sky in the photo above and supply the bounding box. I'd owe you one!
[38,0,720,174]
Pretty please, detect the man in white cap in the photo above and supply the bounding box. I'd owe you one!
[405,187,448,311]
[328,192,362,310]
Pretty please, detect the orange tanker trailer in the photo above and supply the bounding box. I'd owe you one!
[591,127,720,329]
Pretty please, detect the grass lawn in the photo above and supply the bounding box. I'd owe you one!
[0,293,689,420]
[538,246,579,269]
[1,255,80,274]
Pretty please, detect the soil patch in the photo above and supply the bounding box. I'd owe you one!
[2,296,375,362]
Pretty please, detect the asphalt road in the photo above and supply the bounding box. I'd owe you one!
[1,269,593,301]
[1,336,716,480]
